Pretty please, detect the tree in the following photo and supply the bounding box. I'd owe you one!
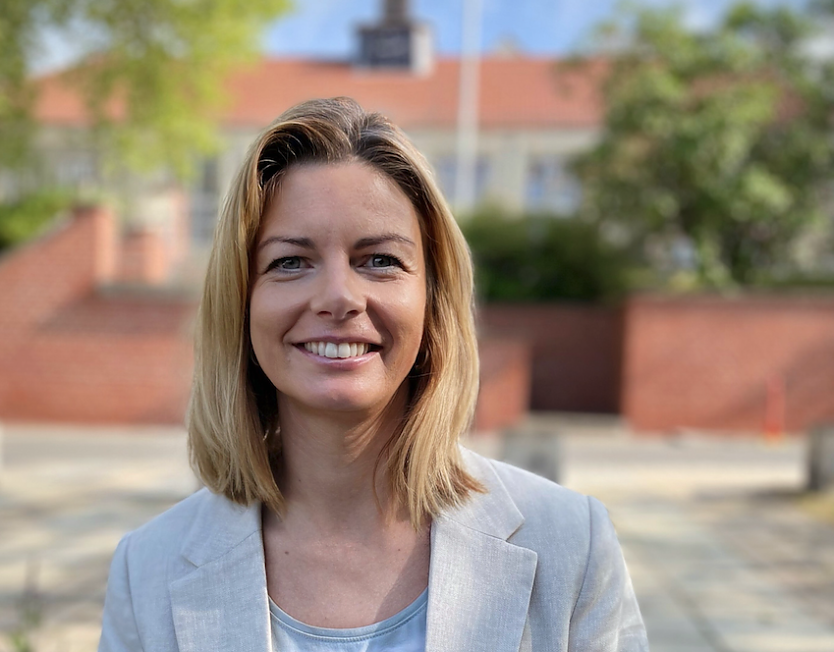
[0,0,38,171]
[0,0,289,178]
[462,208,632,302]
[572,2,834,288]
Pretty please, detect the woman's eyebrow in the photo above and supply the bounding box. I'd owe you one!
[256,236,314,252]
[354,234,416,249]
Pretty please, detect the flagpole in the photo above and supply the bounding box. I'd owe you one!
[454,0,483,215]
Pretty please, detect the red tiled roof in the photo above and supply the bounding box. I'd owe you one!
[36,72,97,126]
[35,56,605,130]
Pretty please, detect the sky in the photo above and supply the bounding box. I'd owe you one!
[264,0,811,60]
[34,0,812,73]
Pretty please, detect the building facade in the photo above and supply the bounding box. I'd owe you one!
[32,4,604,260]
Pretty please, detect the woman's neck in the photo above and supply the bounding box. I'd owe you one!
[274,392,408,530]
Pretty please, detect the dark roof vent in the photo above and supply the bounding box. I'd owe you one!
[356,0,433,74]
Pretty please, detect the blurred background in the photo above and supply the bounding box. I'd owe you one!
[1,0,834,650]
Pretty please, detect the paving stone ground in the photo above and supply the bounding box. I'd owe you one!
[1,419,833,652]
[534,416,834,652]
[0,425,193,652]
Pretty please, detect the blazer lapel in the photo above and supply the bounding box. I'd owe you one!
[169,491,270,652]
[425,451,538,652]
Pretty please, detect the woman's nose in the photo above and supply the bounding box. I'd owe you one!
[310,265,366,320]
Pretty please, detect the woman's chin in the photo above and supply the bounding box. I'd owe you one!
[278,382,409,420]
[280,393,389,419]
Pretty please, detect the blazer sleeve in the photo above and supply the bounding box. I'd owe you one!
[568,496,649,652]
[98,534,144,652]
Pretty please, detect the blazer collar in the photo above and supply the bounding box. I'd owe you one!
[441,447,526,538]
[170,491,269,652]
[169,450,537,652]
[426,449,538,652]
[179,490,262,567]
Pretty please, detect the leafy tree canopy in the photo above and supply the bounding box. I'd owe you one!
[462,208,632,302]
[0,0,289,177]
[572,1,834,288]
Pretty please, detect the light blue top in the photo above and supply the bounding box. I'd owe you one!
[269,589,428,652]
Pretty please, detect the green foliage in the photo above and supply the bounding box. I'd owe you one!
[0,190,72,250]
[462,209,633,302]
[0,0,290,178]
[754,271,834,290]
[572,2,834,289]
[0,0,36,170]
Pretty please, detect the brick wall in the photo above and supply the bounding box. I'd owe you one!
[118,228,169,285]
[0,207,112,412]
[0,206,196,424]
[474,337,531,432]
[478,304,623,413]
[1,295,196,423]
[622,295,834,433]
[0,206,115,336]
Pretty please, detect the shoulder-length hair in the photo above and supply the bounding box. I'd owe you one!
[188,97,482,528]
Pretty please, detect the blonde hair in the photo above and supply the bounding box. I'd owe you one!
[188,97,482,527]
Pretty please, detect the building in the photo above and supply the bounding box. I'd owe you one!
[32,1,603,259]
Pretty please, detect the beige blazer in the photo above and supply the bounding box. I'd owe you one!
[98,450,648,652]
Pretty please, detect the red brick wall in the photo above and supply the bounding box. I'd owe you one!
[474,337,531,432]
[478,304,623,413]
[1,295,196,423]
[0,207,111,412]
[118,229,169,285]
[622,295,834,433]
[0,207,196,424]
[0,206,114,336]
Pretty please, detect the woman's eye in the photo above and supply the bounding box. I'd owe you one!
[368,254,401,268]
[267,256,303,272]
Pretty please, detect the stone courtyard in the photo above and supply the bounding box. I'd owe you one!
[1,419,833,651]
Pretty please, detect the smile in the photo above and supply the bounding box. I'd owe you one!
[302,341,375,359]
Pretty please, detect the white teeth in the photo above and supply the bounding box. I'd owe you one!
[303,341,372,359]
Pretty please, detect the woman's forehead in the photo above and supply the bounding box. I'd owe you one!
[257,162,423,243]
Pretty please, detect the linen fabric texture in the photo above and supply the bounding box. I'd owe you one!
[98,449,649,652]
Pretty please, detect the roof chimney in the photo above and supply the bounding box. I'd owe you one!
[383,0,408,24]
[356,0,433,74]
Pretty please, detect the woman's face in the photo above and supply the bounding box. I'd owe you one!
[249,162,427,420]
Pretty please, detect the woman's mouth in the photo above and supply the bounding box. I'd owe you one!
[301,341,380,359]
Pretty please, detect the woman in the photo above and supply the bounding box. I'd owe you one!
[99,97,648,652]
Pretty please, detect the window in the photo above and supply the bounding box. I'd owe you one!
[433,155,490,207]
[525,156,581,214]
[434,155,456,200]
[54,150,97,189]
[191,157,220,243]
